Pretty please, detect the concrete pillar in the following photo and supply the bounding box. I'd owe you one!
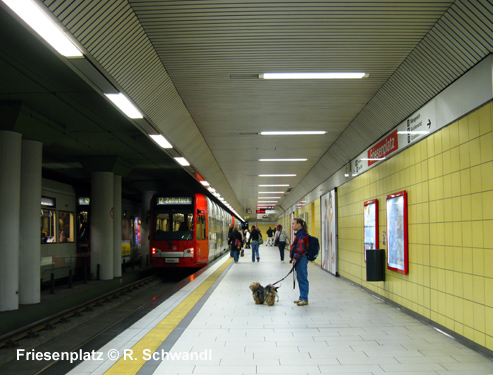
[90,172,114,280]
[113,175,122,277]
[141,190,155,259]
[19,140,43,304]
[0,131,22,311]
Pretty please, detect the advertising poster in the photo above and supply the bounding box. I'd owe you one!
[363,199,378,262]
[386,191,408,274]
[321,189,338,275]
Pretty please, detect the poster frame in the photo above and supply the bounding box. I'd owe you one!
[363,199,379,263]
[386,190,408,274]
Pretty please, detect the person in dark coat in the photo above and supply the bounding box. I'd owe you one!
[232,227,243,263]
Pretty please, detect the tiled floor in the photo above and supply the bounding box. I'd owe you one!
[72,245,493,375]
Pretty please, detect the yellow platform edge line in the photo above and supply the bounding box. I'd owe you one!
[104,257,232,375]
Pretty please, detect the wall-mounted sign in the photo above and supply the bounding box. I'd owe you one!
[78,197,90,205]
[41,196,56,207]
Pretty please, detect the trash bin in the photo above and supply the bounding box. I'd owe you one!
[366,249,385,281]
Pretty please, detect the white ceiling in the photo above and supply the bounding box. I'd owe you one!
[4,0,493,220]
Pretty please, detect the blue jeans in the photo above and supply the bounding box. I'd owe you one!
[233,250,240,262]
[251,240,259,261]
[278,241,286,261]
[295,255,309,301]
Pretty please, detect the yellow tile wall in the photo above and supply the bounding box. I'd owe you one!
[338,102,493,351]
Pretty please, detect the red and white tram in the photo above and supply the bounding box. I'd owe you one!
[150,194,234,268]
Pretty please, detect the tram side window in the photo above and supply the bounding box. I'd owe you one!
[41,209,57,243]
[59,211,75,243]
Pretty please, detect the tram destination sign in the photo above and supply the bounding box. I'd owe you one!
[157,197,193,205]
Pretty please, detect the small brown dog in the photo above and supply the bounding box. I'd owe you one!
[249,282,279,306]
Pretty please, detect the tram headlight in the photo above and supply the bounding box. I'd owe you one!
[183,248,194,257]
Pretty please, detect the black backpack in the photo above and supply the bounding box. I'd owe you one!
[307,235,320,261]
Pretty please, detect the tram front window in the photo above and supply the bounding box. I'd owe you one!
[154,211,193,241]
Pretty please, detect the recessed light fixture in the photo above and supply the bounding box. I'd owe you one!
[259,174,296,177]
[258,196,281,199]
[174,157,190,166]
[3,0,83,58]
[259,158,307,162]
[258,201,278,203]
[149,134,173,149]
[105,93,143,119]
[360,157,386,161]
[260,72,368,79]
[200,181,210,186]
[260,131,326,136]
[258,184,289,187]
[397,131,430,135]
[258,191,284,194]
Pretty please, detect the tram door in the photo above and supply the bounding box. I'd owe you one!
[76,197,90,273]
[196,211,208,263]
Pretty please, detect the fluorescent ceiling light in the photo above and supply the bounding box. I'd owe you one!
[207,187,216,193]
[260,131,326,135]
[258,184,289,187]
[258,197,281,199]
[200,181,210,186]
[105,93,143,119]
[259,158,307,162]
[258,191,284,194]
[3,0,83,58]
[360,157,385,161]
[397,131,430,134]
[149,134,172,149]
[259,174,296,177]
[258,201,278,203]
[174,157,190,166]
[260,72,367,79]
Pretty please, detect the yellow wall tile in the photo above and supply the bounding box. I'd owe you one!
[479,103,492,135]
[480,133,493,163]
[471,193,483,221]
[450,147,460,173]
[485,278,493,307]
[468,110,480,140]
[458,116,470,143]
[460,169,471,195]
[469,138,481,167]
[461,195,472,221]
[485,222,493,250]
[453,222,463,247]
[451,172,461,198]
[454,271,463,297]
[474,302,486,332]
[455,296,464,323]
[441,126,451,151]
[473,248,485,276]
[464,299,474,327]
[449,121,460,148]
[463,247,473,273]
[485,249,493,278]
[481,162,493,191]
[459,142,471,170]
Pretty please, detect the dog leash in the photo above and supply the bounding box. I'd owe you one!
[272,264,296,288]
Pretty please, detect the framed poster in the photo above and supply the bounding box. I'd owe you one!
[386,191,408,274]
[321,189,338,275]
[363,199,378,262]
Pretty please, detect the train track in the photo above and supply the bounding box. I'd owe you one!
[0,275,157,353]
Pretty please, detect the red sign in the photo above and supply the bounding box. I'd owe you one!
[367,130,398,166]
[256,209,266,214]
